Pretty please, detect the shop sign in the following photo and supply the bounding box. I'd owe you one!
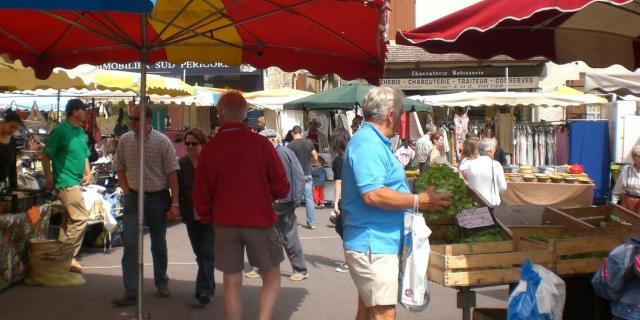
[384,65,544,78]
[382,76,539,90]
[99,61,262,76]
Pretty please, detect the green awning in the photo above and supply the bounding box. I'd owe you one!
[283,84,432,112]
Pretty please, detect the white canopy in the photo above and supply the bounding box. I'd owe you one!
[408,89,606,108]
[584,72,640,95]
[244,88,313,111]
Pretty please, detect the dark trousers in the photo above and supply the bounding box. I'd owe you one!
[185,221,215,296]
[121,191,170,295]
[274,201,307,274]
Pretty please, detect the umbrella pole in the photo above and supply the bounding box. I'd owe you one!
[136,13,149,320]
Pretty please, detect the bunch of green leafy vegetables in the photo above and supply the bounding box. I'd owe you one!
[414,164,475,219]
[446,226,503,244]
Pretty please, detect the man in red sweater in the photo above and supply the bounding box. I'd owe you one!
[193,92,289,320]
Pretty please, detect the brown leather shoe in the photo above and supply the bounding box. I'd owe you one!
[69,259,83,273]
[157,286,170,298]
[112,293,137,307]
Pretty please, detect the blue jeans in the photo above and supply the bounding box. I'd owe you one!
[304,175,316,225]
[185,221,215,296]
[121,190,170,296]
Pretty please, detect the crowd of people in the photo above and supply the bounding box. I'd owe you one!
[33,87,572,320]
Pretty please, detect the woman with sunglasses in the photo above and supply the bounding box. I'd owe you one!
[177,128,215,305]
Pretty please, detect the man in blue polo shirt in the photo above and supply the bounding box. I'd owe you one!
[342,86,452,320]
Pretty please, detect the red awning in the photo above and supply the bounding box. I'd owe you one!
[397,0,639,70]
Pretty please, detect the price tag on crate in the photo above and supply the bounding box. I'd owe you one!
[455,207,496,232]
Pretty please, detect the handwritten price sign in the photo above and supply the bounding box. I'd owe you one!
[456,207,495,230]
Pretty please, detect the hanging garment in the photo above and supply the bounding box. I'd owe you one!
[555,128,569,165]
[453,112,469,160]
[166,103,185,130]
[495,113,514,154]
[181,104,198,128]
[195,106,211,132]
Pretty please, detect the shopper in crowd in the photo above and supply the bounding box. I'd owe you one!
[193,92,289,320]
[0,109,23,189]
[287,125,319,229]
[351,115,363,134]
[311,157,327,209]
[260,128,309,281]
[111,105,181,306]
[415,124,436,172]
[42,99,92,273]
[459,135,480,182]
[177,128,215,305]
[209,125,220,140]
[428,132,448,166]
[329,127,350,273]
[342,86,452,320]
[611,145,640,213]
[466,138,508,206]
[303,118,329,152]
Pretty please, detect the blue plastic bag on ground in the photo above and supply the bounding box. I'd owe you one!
[508,260,566,320]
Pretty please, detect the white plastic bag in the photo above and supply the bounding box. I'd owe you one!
[399,211,432,312]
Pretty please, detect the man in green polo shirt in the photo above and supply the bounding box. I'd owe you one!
[42,99,92,273]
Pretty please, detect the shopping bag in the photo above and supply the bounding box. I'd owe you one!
[507,260,566,320]
[399,211,431,312]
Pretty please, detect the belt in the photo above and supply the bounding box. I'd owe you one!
[130,189,168,196]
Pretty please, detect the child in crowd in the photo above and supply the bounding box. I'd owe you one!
[311,157,327,209]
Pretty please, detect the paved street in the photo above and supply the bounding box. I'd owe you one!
[0,204,508,320]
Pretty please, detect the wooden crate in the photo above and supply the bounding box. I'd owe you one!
[428,240,554,287]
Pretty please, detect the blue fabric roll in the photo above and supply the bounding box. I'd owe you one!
[569,120,611,204]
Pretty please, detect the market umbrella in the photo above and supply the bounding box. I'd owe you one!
[283,84,433,111]
[243,87,313,110]
[0,1,389,318]
[396,0,640,71]
[0,1,388,84]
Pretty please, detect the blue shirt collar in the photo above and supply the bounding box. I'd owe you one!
[361,122,391,147]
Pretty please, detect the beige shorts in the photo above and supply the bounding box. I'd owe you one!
[214,225,284,274]
[345,250,400,307]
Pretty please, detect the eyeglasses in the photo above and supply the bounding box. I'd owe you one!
[184,142,200,146]
[130,117,140,122]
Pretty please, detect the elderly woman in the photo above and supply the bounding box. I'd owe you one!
[177,128,215,305]
[611,146,640,213]
[342,86,452,320]
[466,138,508,206]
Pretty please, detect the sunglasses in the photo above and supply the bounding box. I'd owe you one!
[184,142,200,146]
[130,117,140,122]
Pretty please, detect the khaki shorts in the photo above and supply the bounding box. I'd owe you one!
[214,225,284,274]
[345,250,400,307]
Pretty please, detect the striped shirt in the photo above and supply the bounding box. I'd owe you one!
[113,130,180,192]
[611,165,640,203]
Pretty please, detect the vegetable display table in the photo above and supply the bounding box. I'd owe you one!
[501,181,594,208]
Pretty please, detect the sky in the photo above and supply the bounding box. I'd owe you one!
[415,0,482,26]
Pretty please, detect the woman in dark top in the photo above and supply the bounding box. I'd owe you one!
[177,128,214,305]
[330,128,350,273]
[0,110,22,189]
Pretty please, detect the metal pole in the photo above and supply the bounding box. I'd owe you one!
[505,67,509,92]
[136,13,148,320]
[56,90,61,122]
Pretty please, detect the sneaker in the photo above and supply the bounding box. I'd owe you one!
[289,272,309,281]
[329,213,337,225]
[307,223,316,230]
[69,259,83,273]
[112,293,137,307]
[245,270,260,278]
[317,204,325,209]
[157,286,170,298]
[197,293,210,305]
[335,263,349,273]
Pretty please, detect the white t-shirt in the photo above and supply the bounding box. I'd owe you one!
[466,156,507,206]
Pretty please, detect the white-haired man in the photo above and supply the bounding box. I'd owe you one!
[466,138,508,206]
[193,92,289,320]
[342,86,452,320]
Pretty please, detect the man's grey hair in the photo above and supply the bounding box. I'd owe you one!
[478,138,495,156]
[424,124,436,134]
[218,92,248,121]
[362,86,404,122]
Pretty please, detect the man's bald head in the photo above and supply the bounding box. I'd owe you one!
[218,92,248,123]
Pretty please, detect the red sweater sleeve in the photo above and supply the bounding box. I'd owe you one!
[193,148,213,224]
[266,143,290,200]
